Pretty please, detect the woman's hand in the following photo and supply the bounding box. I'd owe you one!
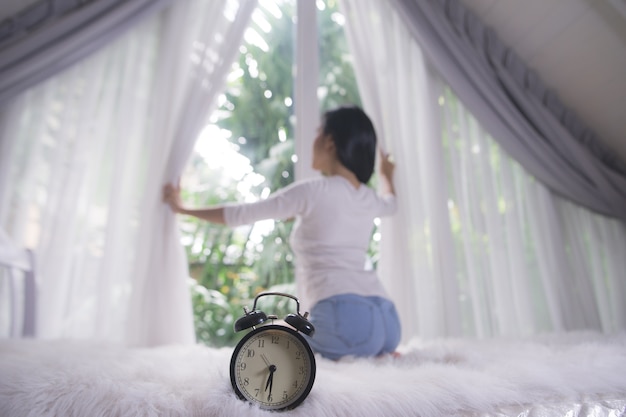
[378,148,396,196]
[379,149,395,181]
[163,183,183,213]
[162,182,227,224]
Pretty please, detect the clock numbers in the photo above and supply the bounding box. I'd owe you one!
[271,335,280,344]
[239,362,247,370]
[246,349,255,357]
[258,339,265,348]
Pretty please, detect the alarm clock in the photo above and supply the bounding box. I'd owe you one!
[230,291,316,411]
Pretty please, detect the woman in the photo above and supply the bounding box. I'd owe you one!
[163,106,400,359]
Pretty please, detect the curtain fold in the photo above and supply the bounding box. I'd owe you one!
[388,0,626,222]
[340,0,463,339]
[0,0,174,108]
[0,20,164,340]
[340,0,626,341]
[0,0,257,346]
[125,0,258,347]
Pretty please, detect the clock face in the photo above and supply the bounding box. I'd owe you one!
[230,324,316,410]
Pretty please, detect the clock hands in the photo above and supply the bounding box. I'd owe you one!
[261,354,271,368]
[265,365,276,397]
[261,353,277,399]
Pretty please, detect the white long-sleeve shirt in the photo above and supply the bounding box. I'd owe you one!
[224,175,397,310]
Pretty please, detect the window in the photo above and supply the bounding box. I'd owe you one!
[181,0,362,347]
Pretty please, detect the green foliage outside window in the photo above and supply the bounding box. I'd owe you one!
[180,0,363,347]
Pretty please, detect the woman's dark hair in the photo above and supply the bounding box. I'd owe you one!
[322,106,377,184]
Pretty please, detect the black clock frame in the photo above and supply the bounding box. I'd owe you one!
[230,324,316,411]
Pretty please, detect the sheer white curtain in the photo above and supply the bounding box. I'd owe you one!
[0,0,256,346]
[124,0,256,347]
[0,22,161,341]
[341,0,626,341]
[340,0,462,339]
[442,92,626,337]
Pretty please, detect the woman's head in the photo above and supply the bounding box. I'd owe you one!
[316,106,377,184]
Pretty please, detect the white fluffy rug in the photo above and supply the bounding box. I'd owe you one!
[1,332,626,417]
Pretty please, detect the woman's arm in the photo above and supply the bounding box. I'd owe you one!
[163,183,226,224]
[378,148,396,196]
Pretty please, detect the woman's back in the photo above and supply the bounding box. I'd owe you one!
[289,175,394,273]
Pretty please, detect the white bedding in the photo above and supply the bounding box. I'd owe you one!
[1,331,625,417]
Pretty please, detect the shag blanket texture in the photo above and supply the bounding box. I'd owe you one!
[1,332,626,417]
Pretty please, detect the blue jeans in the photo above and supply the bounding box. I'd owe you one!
[304,294,401,360]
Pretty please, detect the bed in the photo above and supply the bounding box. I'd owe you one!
[1,331,625,417]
